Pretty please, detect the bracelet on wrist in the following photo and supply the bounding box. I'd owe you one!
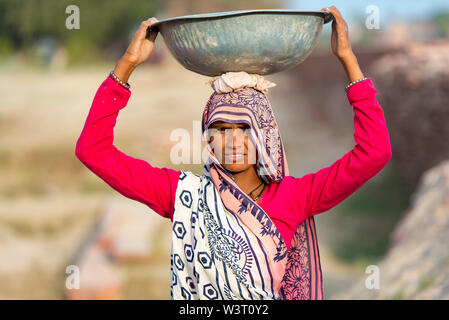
[109,70,131,90]
[345,77,368,92]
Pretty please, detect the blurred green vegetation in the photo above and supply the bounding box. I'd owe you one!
[330,162,413,265]
[0,0,161,65]
[433,12,449,37]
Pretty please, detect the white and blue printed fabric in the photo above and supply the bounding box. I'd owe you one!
[170,169,282,300]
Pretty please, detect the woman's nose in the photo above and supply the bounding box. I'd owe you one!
[226,129,247,147]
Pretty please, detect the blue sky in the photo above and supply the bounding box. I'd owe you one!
[285,0,449,25]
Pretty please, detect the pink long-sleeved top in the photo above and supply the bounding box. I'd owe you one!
[75,75,392,250]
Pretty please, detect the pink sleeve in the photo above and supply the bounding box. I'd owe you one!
[75,76,180,220]
[294,78,392,218]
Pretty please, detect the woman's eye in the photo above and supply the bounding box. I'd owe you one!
[216,126,249,132]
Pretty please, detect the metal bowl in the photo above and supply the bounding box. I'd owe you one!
[149,9,333,76]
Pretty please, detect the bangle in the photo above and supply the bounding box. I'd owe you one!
[109,70,131,90]
[345,77,368,92]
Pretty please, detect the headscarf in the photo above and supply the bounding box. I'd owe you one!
[200,72,324,299]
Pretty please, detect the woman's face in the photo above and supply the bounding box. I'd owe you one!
[208,121,257,173]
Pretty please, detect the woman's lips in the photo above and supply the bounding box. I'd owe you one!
[224,153,246,163]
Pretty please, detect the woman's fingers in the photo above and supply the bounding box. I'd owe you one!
[146,18,159,42]
[141,17,158,28]
[322,6,342,19]
[321,6,352,58]
[321,7,336,31]
[123,17,159,66]
[321,6,347,33]
[135,17,158,39]
[321,6,345,23]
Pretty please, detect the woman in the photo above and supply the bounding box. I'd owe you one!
[75,6,392,300]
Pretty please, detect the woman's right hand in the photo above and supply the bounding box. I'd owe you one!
[122,17,159,67]
[113,17,159,83]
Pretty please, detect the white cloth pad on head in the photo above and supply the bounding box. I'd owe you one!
[207,71,277,94]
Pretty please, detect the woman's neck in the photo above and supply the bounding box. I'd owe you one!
[231,165,264,195]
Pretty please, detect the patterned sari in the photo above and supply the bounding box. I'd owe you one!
[170,87,323,300]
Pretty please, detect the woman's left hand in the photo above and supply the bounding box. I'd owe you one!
[321,5,364,82]
[321,6,353,60]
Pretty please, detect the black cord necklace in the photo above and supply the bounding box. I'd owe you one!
[248,181,266,202]
[253,183,266,203]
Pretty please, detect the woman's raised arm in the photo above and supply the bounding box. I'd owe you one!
[75,18,181,220]
[292,6,392,218]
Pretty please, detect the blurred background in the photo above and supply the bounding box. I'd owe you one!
[0,0,448,299]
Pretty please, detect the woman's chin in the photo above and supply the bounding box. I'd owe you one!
[222,163,252,173]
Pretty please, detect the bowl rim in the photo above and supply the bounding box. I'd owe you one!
[149,9,333,29]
